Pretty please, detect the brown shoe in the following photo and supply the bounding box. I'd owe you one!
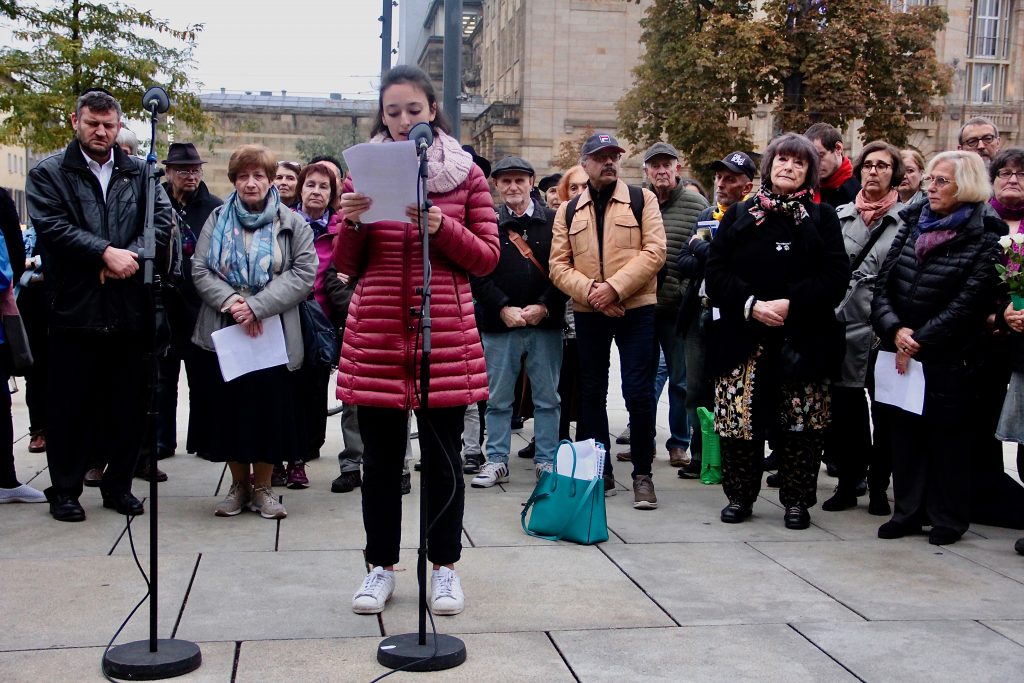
[632,475,658,510]
[83,468,104,487]
[28,433,46,453]
[669,447,691,467]
[135,462,168,483]
[616,450,632,462]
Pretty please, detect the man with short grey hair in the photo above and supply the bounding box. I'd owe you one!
[957,116,1002,167]
[27,88,173,522]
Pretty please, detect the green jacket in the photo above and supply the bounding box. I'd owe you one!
[653,182,708,316]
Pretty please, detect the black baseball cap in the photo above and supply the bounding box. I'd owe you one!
[490,155,535,178]
[581,132,626,157]
[709,151,758,180]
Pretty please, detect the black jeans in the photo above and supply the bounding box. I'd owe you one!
[46,330,147,498]
[18,285,48,434]
[360,405,466,567]
[0,363,16,488]
[574,306,657,479]
[155,342,198,454]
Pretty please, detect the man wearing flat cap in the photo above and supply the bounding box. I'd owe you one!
[618,142,708,471]
[469,156,567,487]
[161,142,222,463]
[550,132,667,509]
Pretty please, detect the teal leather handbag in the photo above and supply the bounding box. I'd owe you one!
[521,440,608,545]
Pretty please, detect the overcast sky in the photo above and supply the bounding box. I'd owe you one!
[141,0,392,97]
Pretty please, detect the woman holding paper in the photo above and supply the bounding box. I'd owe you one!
[823,141,905,516]
[704,132,849,531]
[335,65,499,617]
[871,150,1003,545]
[191,144,317,520]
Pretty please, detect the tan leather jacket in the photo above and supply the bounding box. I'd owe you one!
[549,179,666,311]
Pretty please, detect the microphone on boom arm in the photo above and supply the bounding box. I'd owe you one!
[409,122,433,153]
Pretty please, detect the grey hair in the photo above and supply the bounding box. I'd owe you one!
[115,128,139,155]
[75,90,122,119]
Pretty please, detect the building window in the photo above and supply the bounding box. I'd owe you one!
[888,0,931,10]
[965,0,1013,103]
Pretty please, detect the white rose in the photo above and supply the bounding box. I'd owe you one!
[1012,233,1024,246]
[999,235,1013,249]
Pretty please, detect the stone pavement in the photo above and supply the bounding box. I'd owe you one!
[2,370,1023,682]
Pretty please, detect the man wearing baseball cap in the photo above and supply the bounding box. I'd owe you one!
[550,132,667,509]
[616,142,707,470]
[470,156,567,488]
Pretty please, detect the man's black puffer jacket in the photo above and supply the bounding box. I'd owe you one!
[27,139,172,333]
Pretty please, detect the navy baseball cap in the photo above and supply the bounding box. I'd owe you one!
[581,132,626,157]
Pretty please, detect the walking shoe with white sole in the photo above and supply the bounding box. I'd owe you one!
[214,481,252,517]
[430,566,464,615]
[352,567,396,614]
[535,462,553,480]
[632,475,658,510]
[250,485,287,519]
[0,484,46,503]
[471,461,509,488]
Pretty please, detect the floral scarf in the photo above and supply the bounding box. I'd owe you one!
[748,185,811,226]
[913,203,973,263]
[207,185,279,293]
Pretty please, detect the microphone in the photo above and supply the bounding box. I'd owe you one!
[142,86,170,114]
[409,122,433,152]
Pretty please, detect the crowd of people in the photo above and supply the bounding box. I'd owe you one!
[1,66,1023,621]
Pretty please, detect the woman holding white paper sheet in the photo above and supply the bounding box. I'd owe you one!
[191,144,317,520]
[870,150,1003,545]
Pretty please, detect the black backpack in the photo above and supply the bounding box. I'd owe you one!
[562,184,645,229]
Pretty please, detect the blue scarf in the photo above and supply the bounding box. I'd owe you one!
[296,205,332,239]
[207,186,279,293]
[914,203,974,263]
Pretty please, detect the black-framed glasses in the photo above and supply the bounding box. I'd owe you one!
[922,175,955,189]
[996,169,1024,182]
[862,161,892,172]
[963,134,998,148]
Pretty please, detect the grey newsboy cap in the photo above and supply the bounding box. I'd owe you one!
[490,155,535,178]
[643,141,680,163]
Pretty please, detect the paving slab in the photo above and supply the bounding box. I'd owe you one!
[606,487,836,543]
[380,545,675,636]
[752,539,1024,620]
[175,550,382,642]
[0,554,197,650]
[109,496,279,556]
[794,620,1024,683]
[0,640,236,683]
[142,456,227,498]
[552,624,856,682]
[982,619,1024,647]
[0,497,128,558]
[602,542,862,626]
[947,536,1024,584]
[234,631,574,682]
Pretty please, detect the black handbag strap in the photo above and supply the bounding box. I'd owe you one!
[850,222,889,272]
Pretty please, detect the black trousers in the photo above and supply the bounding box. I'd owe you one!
[46,330,147,498]
[0,363,16,487]
[828,386,892,496]
[298,362,331,462]
[18,285,48,434]
[360,405,466,567]
[722,431,825,509]
[883,404,970,534]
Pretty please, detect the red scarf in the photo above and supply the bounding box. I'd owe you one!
[813,156,853,204]
[855,189,899,230]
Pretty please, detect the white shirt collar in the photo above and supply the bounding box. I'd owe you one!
[80,145,115,199]
[508,200,535,218]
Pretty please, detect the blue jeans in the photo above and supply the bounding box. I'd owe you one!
[575,306,657,479]
[482,328,563,466]
[653,312,689,450]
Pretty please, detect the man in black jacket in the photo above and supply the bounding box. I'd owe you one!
[27,89,173,522]
[470,156,567,487]
[160,142,222,466]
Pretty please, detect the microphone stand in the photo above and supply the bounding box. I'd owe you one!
[376,137,466,672]
[102,91,202,680]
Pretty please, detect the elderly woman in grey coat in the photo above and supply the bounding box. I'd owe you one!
[191,144,316,520]
[823,140,905,516]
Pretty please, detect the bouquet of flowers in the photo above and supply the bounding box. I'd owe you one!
[997,232,1024,308]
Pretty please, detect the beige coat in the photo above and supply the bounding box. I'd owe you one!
[191,204,317,371]
[549,179,666,311]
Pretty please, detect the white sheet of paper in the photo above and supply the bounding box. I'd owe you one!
[555,439,602,481]
[211,314,289,382]
[873,350,925,415]
[342,140,419,224]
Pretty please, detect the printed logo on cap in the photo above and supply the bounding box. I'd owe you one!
[730,153,747,166]
[599,135,611,143]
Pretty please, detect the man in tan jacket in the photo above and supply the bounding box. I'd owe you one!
[549,132,667,509]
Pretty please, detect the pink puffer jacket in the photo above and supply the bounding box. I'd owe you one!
[333,162,499,410]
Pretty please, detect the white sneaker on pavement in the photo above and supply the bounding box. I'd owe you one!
[535,462,553,480]
[352,567,396,614]
[471,461,509,488]
[430,566,464,615]
[0,484,46,503]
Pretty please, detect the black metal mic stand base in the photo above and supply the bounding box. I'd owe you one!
[377,632,466,672]
[102,639,202,680]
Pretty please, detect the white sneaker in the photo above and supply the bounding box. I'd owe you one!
[471,461,509,488]
[0,484,46,503]
[430,566,464,615]
[352,567,396,614]
[535,462,553,480]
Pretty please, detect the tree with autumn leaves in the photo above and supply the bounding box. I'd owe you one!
[0,0,211,153]
[617,0,951,181]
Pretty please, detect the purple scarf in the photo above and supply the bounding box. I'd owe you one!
[914,204,974,263]
[991,196,1024,221]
